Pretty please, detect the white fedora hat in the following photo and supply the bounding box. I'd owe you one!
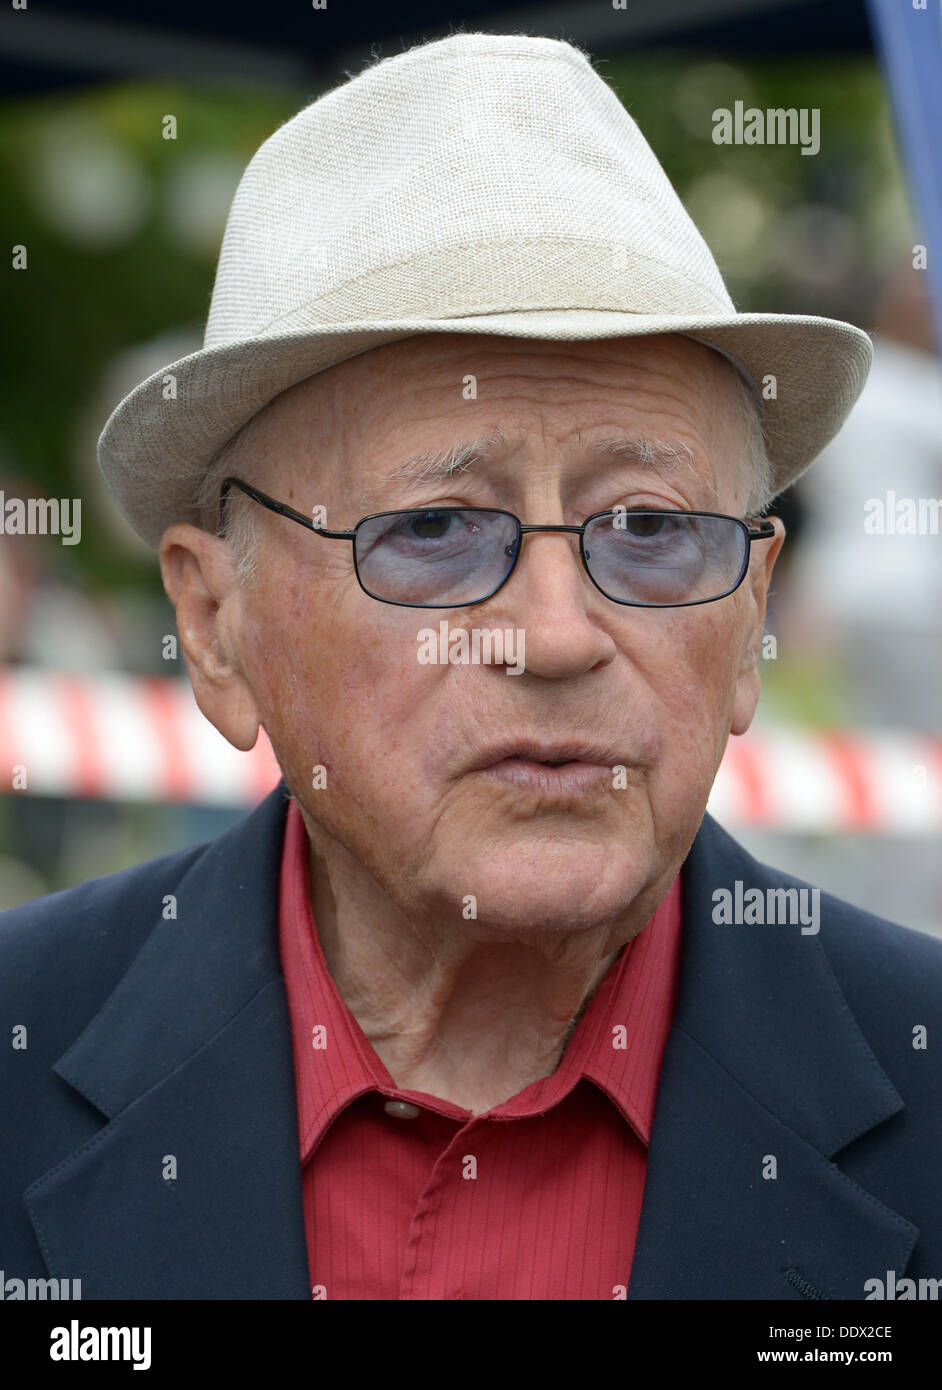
[97,30,872,548]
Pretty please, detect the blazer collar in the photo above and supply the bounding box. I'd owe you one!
[52,783,293,1119]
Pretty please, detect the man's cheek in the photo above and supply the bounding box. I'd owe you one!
[320,664,426,783]
[653,660,737,778]
[347,627,441,723]
[673,613,740,700]
[655,659,717,732]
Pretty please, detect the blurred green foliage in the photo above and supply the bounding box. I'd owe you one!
[1,82,298,590]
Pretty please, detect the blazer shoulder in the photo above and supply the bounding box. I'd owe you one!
[700,813,942,1010]
[0,785,289,1039]
[814,885,942,1029]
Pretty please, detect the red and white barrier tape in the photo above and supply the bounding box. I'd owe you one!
[0,669,280,807]
[0,669,940,832]
[710,728,942,833]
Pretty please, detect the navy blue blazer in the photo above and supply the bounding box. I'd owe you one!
[1,782,940,1299]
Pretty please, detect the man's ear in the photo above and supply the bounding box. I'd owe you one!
[730,514,786,737]
[159,523,261,752]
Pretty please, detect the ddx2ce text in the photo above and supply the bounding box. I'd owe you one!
[769,1326,892,1340]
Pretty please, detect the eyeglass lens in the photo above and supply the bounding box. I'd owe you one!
[353,509,748,607]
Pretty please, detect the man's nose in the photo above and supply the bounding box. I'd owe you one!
[473,527,618,679]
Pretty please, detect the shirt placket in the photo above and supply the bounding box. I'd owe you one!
[398,1115,496,1300]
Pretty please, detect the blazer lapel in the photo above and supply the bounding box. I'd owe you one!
[628,813,919,1299]
[24,783,312,1299]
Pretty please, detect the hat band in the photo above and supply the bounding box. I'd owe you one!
[204,238,735,347]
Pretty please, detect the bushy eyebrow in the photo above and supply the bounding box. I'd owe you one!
[354,428,509,511]
[589,435,717,501]
[382,427,512,488]
[355,428,711,512]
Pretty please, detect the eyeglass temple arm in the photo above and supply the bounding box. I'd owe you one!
[218,477,357,539]
[746,518,776,539]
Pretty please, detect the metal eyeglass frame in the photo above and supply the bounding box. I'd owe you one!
[218,475,777,610]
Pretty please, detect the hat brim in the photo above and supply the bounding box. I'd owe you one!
[97,308,872,547]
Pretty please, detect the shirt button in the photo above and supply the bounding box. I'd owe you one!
[384,1100,420,1119]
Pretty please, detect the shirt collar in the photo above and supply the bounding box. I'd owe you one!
[278,795,682,1161]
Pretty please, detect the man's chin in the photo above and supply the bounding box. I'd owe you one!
[436,842,654,936]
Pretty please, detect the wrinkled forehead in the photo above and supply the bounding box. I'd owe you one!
[249,332,752,512]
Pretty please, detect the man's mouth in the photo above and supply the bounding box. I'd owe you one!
[469,740,619,793]
[470,739,618,771]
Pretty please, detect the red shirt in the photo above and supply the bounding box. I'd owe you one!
[278,795,682,1300]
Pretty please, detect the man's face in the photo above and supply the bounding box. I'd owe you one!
[164,333,784,940]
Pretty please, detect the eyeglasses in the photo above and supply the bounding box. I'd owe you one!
[219,475,776,609]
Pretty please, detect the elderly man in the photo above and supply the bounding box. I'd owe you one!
[2,33,941,1303]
